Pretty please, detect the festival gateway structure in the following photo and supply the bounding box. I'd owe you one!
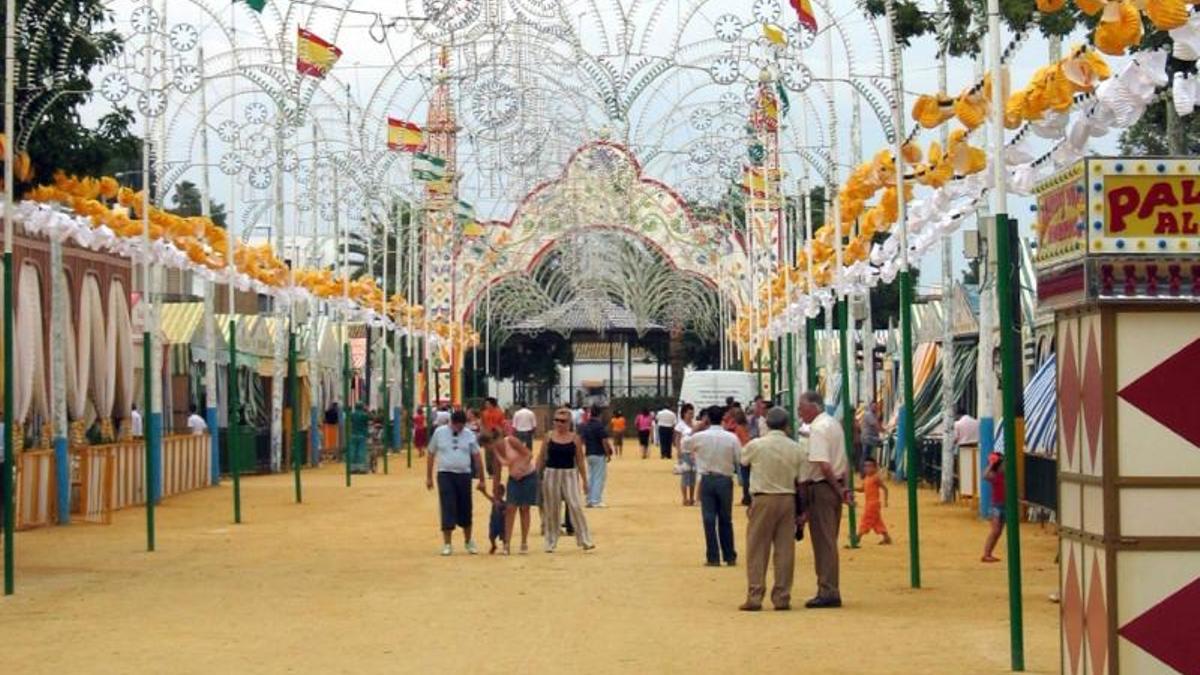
[0,0,1198,671]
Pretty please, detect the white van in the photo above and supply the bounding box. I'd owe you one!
[677,371,762,409]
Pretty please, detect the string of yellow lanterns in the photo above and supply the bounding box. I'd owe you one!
[23,171,480,348]
[729,46,1113,349]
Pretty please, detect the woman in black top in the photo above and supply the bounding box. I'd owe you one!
[537,407,594,552]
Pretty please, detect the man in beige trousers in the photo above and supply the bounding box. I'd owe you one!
[738,407,808,611]
[798,391,851,608]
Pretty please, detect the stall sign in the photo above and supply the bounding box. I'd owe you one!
[1104,174,1200,238]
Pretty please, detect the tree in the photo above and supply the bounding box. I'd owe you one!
[1119,99,1200,156]
[346,197,423,296]
[1,0,142,192]
[863,0,1087,57]
[168,180,228,227]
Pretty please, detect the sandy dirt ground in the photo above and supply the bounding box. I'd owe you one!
[2,451,1060,674]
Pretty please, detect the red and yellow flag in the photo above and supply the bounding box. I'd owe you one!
[790,0,818,33]
[296,28,341,79]
[388,118,425,152]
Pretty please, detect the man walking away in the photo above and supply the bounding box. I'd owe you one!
[688,405,742,567]
[579,406,613,507]
[512,401,537,448]
[739,407,808,611]
[655,404,677,460]
[425,410,485,556]
[797,391,851,608]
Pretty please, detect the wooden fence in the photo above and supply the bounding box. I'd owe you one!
[10,435,213,528]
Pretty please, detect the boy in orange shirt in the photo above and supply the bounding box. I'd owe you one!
[610,411,626,457]
[856,458,892,544]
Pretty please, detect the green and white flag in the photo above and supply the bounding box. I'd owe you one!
[412,152,447,182]
[455,200,475,224]
[238,0,267,13]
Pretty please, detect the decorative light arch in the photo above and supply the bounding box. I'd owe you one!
[454,140,749,324]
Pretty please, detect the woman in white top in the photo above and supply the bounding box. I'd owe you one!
[675,403,696,506]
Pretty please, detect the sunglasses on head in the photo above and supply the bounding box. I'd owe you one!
[554,417,569,423]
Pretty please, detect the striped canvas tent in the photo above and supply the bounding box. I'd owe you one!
[991,353,1057,457]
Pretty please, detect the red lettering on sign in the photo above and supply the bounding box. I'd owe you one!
[1185,211,1199,235]
[1156,212,1179,234]
[1139,182,1179,219]
[1107,185,1139,233]
[1182,179,1200,206]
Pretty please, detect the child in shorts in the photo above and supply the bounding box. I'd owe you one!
[489,483,507,554]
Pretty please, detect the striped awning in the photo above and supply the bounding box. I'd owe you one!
[159,302,205,345]
[571,341,650,362]
[1023,354,1057,457]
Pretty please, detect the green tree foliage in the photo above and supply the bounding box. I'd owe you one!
[346,198,423,296]
[863,0,1087,57]
[489,332,573,391]
[1,0,142,192]
[168,180,228,228]
[1119,99,1200,156]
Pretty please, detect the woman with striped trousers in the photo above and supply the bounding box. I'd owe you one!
[537,408,595,553]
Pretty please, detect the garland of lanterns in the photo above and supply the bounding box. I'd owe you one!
[16,171,478,351]
[730,45,1114,347]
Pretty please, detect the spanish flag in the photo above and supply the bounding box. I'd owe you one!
[790,0,817,33]
[296,28,341,79]
[388,118,425,152]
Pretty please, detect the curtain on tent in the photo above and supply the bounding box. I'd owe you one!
[107,279,134,423]
[16,263,48,424]
[78,276,107,424]
[1024,354,1057,457]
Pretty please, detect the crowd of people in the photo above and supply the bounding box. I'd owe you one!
[405,391,1001,614]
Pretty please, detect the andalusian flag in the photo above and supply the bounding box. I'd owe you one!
[296,28,341,79]
[776,81,791,117]
[790,0,817,33]
[455,200,475,224]
[238,0,266,12]
[388,118,425,152]
[412,152,447,181]
[458,201,484,237]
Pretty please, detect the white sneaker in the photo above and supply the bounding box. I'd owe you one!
[440,544,452,556]
[544,544,555,553]
[595,502,608,508]
[465,540,479,555]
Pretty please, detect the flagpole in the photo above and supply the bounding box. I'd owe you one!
[3,0,18,595]
[228,0,241,524]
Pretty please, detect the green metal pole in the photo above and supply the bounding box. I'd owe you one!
[785,332,795,429]
[3,252,15,594]
[343,341,351,487]
[768,341,777,401]
[143,330,155,552]
[381,340,389,475]
[840,299,860,548]
[289,327,301,503]
[899,267,920,588]
[404,335,412,469]
[229,319,240,524]
[994,213,1025,669]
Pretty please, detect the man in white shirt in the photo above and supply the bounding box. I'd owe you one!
[433,405,451,428]
[655,405,678,459]
[130,404,144,438]
[953,408,980,448]
[186,405,208,435]
[797,391,849,608]
[685,405,742,566]
[512,402,537,448]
